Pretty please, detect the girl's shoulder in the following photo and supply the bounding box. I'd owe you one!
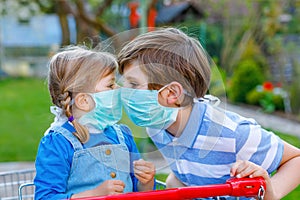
[37,127,75,162]
[41,127,72,147]
[40,123,77,152]
[106,124,133,136]
[118,124,133,136]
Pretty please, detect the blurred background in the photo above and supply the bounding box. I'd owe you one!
[0,0,300,198]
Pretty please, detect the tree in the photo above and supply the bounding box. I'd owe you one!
[45,0,117,46]
[199,0,286,75]
[1,0,130,46]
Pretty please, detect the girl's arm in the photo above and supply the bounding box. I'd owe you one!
[134,159,156,191]
[120,125,156,191]
[34,133,73,199]
[71,180,125,198]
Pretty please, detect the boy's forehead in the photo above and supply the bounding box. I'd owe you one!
[123,61,148,82]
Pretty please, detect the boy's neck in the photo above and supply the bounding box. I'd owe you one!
[166,105,193,137]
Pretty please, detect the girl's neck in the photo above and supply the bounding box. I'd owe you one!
[166,105,193,138]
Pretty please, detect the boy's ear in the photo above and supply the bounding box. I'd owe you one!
[74,93,94,112]
[166,82,184,106]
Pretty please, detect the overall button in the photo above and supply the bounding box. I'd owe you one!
[110,172,116,178]
[105,149,111,155]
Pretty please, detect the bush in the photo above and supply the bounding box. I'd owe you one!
[246,89,265,105]
[228,59,264,103]
[246,87,285,113]
[272,94,285,111]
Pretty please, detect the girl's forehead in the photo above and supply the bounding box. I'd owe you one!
[94,73,115,91]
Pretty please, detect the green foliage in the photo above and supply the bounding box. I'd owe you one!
[289,76,300,115]
[246,89,284,113]
[209,65,227,97]
[228,59,264,103]
[200,23,223,60]
[259,92,276,113]
[240,39,267,72]
[246,89,265,105]
[272,93,285,110]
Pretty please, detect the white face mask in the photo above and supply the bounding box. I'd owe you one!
[121,86,178,130]
[79,89,122,131]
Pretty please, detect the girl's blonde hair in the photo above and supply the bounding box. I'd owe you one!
[48,45,117,143]
[118,28,211,106]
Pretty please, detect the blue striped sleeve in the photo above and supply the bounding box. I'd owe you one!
[235,122,283,173]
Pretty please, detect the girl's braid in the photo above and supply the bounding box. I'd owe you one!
[58,91,89,143]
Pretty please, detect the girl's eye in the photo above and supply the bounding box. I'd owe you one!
[108,83,115,89]
[129,82,139,89]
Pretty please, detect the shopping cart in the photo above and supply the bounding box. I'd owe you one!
[0,169,35,200]
[74,177,266,200]
[0,168,266,200]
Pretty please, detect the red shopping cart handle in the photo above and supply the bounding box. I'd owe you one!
[74,177,266,200]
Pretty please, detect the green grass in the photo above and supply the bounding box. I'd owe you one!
[0,78,53,161]
[1,77,299,199]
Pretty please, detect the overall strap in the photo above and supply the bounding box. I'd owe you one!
[112,124,127,149]
[51,123,83,151]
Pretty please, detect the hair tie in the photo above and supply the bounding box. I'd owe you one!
[68,116,74,122]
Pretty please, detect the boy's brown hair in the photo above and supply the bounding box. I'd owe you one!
[118,28,211,105]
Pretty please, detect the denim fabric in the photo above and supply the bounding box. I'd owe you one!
[55,124,133,195]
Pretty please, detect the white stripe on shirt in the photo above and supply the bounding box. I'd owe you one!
[176,159,232,178]
[261,134,279,169]
[237,125,262,160]
[206,106,237,131]
[193,135,236,153]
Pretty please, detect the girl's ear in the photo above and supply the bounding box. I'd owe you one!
[74,93,94,112]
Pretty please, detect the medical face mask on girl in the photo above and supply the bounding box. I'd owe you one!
[78,89,122,131]
[121,86,179,130]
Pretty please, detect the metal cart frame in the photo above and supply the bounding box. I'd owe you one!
[0,169,35,200]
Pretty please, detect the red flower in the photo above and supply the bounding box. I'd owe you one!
[263,81,274,91]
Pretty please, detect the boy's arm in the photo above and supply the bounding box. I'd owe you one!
[34,133,73,199]
[270,141,300,199]
[231,141,300,200]
[166,171,186,188]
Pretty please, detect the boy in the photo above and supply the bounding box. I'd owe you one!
[118,28,300,200]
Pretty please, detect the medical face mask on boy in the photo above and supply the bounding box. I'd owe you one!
[78,88,122,131]
[121,85,179,130]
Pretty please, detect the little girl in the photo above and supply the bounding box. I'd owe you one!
[34,46,155,199]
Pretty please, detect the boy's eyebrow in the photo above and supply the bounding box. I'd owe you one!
[123,75,138,82]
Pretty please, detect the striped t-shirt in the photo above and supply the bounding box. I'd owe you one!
[147,101,283,198]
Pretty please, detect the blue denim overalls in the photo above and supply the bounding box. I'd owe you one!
[52,123,133,196]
